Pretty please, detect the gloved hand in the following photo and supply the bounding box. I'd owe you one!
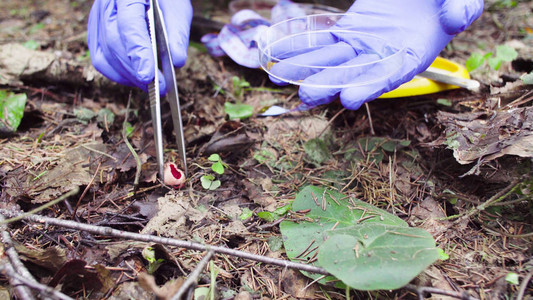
[269,0,483,110]
[87,0,192,94]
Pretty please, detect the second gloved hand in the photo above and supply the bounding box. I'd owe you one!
[87,0,192,94]
[269,0,483,110]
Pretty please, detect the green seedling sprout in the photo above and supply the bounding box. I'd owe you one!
[142,246,165,274]
[200,154,227,190]
[466,44,518,72]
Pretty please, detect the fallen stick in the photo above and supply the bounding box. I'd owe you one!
[0,214,36,300]
[0,210,330,276]
[0,262,36,300]
[171,250,215,300]
[0,263,73,300]
[0,210,483,300]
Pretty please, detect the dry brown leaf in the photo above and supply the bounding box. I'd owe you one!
[15,244,67,273]
[138,272,184,300]
[202,120,255,155]
[0,43,111,87]
[432,107,533,164]
[281,269,317,298]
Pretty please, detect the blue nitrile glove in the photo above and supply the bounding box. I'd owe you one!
[87,0,192,94]
[269,0,483,110]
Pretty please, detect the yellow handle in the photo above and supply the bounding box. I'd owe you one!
[379,57,472,98]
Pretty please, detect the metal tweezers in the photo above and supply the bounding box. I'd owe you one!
[147,0,187,179]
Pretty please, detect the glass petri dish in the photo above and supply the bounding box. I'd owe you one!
[257,14,405,89]
[229,0,343,18]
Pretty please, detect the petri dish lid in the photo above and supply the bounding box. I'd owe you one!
[257,14,406,89]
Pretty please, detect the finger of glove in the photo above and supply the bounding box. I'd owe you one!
[438,0,484,35]
[297,52,388,107]
[88,0,150,88]
[268,41,357,86]
[88,0,131,85]
[159,0,193,67]
[337,55,421,110]
[91,50,166,94]
[116,0,155,84]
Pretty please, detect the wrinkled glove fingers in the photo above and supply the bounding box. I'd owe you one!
[116,0,154,84]
[437,0,484,35]
[268,42,358,85]
[159,0,192,67]
[297,52,384,107]
[337,55,422,110]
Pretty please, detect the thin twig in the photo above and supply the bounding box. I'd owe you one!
[0,213,35,300]
[302,275,326,291]
[0,215,36,283]
[81,144,117,161]
[405,284,478,300]
[516,269,533,300]
[0,211,330,276]
[123,92,142,188]
[364,103,375,136]
[172,250,215,300]
[447,179,520,223]
[318,108,346,138]
[72,161,100,218]
[0,262,35,300]
[0,187,79,225]
[0,263,73,300]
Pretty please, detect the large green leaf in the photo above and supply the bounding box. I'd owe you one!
[318,225,438,290]
[0,90,27,133]
[280,185,438,290]
[280,185,405,286]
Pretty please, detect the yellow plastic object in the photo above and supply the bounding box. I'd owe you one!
[379,57,471,98]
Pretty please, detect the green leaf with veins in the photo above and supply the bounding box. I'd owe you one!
[280,185,438,290]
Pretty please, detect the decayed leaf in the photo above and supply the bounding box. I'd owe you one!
[138,272,184,300]
[304,138,330,165]
[433,107,533,164]
[15,244,67,272]
[281,269,317,298]
[141,191,211,239]
[26,143,106,202]
[202,120,255,155]
[0,43,112,88]
[48,259,105,294]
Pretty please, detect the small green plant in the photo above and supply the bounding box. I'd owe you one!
[0,90,27,133]
[201,175,221,190]
[239,207,253,221]
[437,248,450,261]
[208,154,226,174]
[257,203,291,222]
[29,23,44,35]
[200,154,227,190]
[224,102,254,120]
[466,44,518,72]
[22,40,39,50]
[232,76,250,100]
[221,76,254,120]
[505,272,519,285]
[77,50,91,62]
[142,246,165,274]
[521,72,533,85]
